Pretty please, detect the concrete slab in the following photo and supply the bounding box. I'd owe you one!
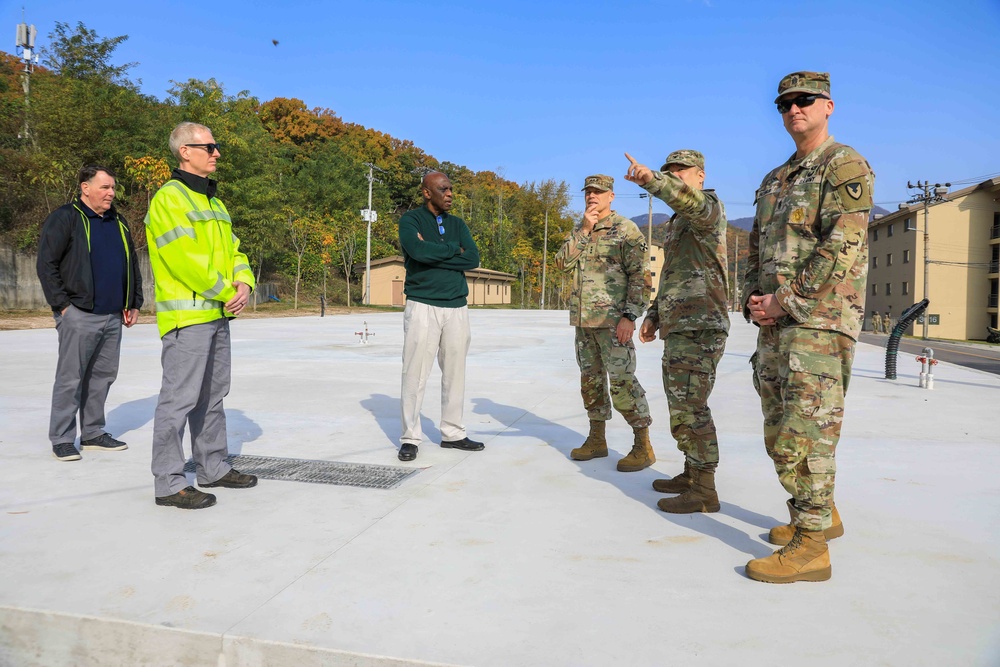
[1,311,998,666]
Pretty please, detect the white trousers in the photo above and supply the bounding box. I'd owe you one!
[400,300,470,445]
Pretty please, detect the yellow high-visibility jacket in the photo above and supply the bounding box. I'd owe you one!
[145,178,255,338]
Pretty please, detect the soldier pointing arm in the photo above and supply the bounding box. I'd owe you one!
[624,150,731,515]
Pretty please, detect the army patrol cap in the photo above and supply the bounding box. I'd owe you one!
[774,71,831,103]
[660,149,705,171]
[582,174,614,192]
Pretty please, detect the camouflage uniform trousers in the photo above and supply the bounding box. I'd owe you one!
[575,327,652,428]
[751,325,855,532]
[661,329,728,470]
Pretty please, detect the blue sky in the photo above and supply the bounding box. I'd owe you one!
[5,0,999,220]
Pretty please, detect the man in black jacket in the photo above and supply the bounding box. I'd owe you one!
[37,164,144,461]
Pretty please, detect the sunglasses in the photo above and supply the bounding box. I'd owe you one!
[436,215,445,235]
[776,94,829,114]
[185,143,222,154]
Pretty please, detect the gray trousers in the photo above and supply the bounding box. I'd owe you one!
[151,319,233,496]
[49,306,122,445]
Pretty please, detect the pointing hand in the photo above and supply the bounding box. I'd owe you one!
[624,152,654,186]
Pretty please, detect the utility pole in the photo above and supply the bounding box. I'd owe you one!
[361,163,385,306]
[641,193,653,248]
[541,208,549,310]
[907,180,950,340]
[15,18,38,148]
[732,232,739,311]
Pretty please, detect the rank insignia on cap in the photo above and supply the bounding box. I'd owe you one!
[846,183,863,200]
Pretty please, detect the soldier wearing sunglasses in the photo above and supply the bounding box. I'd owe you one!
[742,72,874,583]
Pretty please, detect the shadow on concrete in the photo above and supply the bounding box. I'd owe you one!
[225,408,263,456]
[106,395,158,439]
[104,397,262,456]
[471,397,776,559]
[361,393,439,452]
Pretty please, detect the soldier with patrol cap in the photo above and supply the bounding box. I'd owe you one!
[624,149,730,514]
[555,174,655,472]
[743,71,874,583]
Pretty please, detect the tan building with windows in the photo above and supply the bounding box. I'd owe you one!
[648,242,665,302]
[359,256,515,307]
[866,176,1000,340]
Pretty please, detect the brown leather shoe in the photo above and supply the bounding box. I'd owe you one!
[155,486,216,510]
[201,469,258,489]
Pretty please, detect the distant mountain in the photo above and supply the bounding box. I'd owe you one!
[729,216,753,231]
[870,205,891,221]
[630,213,672,230]
[631,212,754,240]
[638,205,892,236]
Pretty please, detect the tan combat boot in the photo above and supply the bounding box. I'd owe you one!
[616,427,655,472]
[570,420,608,461]
[745,527,831,584]
[768,501,844,546]
[657,467,720,513]
[652,460,692,494]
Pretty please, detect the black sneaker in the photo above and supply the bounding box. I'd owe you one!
[80,433,128,451]
[201,469,258,489]
[52,442,81,461]
[155,486,217,509]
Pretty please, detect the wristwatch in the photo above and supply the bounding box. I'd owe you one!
[622,312,637,322]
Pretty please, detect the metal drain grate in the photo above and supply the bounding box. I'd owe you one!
[183,455,418,489]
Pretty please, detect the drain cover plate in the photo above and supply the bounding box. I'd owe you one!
[183,455,418,489]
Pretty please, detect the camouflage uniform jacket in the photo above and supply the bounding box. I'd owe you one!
[642,172,730,335]
[555,211,649,328]
[742,136,874,340]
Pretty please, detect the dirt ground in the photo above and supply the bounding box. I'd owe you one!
[0,304,364,331]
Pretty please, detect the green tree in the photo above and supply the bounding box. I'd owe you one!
[42,21,137,88]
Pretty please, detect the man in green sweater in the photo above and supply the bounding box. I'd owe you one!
[396,171,484,461]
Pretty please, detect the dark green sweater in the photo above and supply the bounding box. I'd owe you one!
[398,206,481,308]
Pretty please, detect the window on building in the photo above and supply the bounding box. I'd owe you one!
[887,253,893,266]
[872,283,878,296]
[886,283,892,295]
[487,285,491,295]
[873,228,879,241]
[904,217,914,232]
[903,250,910,263]
[902,281,909,295]
[651,272,656,278]
[872,256,878,269]
[888,224,894,237]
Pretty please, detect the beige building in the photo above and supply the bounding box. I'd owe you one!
[866,177,1000,340]
[359,256,515,307]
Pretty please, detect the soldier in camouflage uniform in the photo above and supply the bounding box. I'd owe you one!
[742,71,874,584]
[871,311,883,334]
[554,174,655,472]
[623,150,730,514]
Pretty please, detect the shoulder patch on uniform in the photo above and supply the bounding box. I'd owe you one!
[828,159,869,186]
